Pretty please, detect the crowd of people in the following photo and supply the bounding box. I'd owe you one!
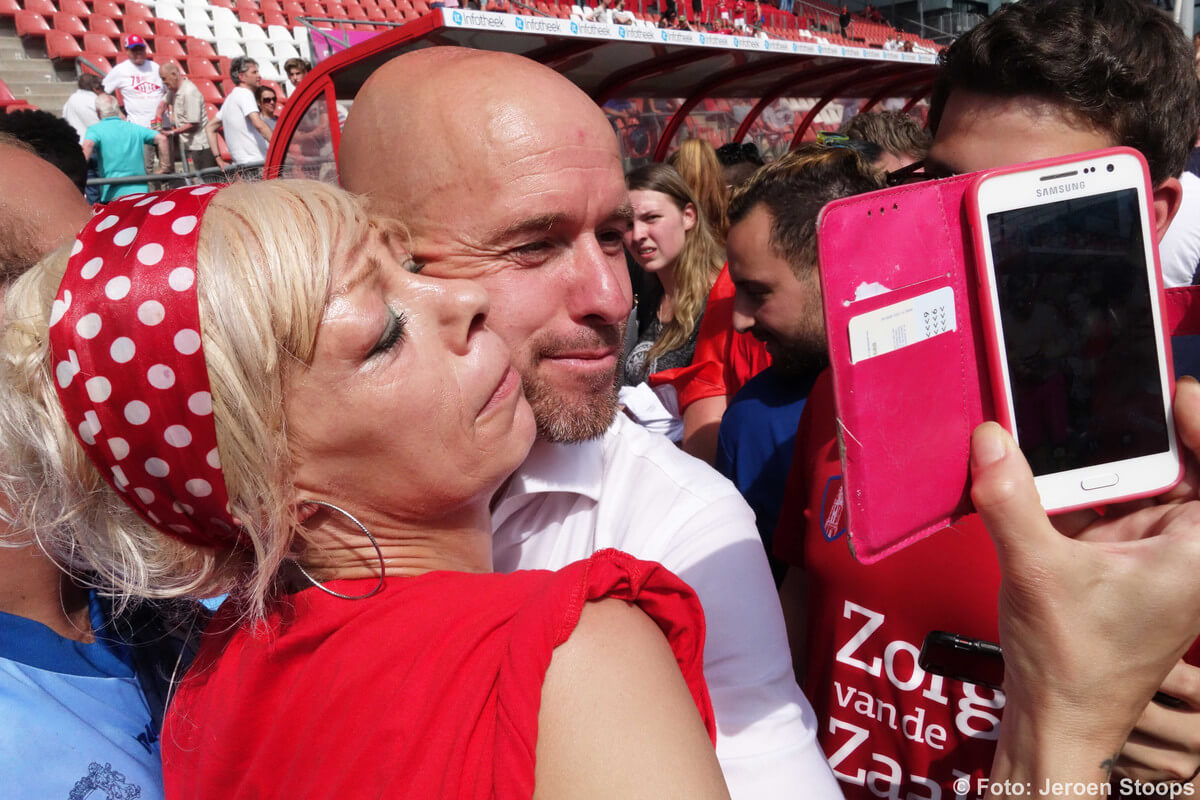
[1,0,1200,798]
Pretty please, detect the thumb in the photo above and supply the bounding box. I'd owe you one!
[970,422,1060,570]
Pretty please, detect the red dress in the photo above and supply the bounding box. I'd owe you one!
[163,550,715,800]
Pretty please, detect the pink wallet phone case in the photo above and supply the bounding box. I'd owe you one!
[816,165,1190,564]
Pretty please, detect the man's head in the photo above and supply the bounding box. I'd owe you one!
[927,0,1200,240]
[77,73,102,93]
[340,49,632,443]
[0,109,88,195]
[160,62,185,91]
[726,145,883,372]
[284,58,310,86]
[123,35,148,65]
[840,110,930,173]
[0,134,92,292]
[230,56,261,88]
[96,93,121,119]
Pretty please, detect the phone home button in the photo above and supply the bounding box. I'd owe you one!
[1081,474,1119,491]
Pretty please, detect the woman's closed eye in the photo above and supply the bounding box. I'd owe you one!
[368,306,408,358]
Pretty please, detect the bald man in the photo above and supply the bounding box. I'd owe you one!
[339,48,840,799]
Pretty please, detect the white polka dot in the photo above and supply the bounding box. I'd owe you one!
[148,200,176,216]
[174,329,201,355]
[85,376,112,402]
[168,267,194,292]
[135,195,157,207]
[188,392,212,416]
[172,501,194,515]
[75,313,102,339]
[145,457,170,477]
[78,411,101,445]
[112,465,129,489]
[137,301,165,326]
[70,239,83,256]
[147,364,175,389]
[113,227,138,247]
[137,243,164,266]
[108,437,129,460]
[134,487,155,504]
[168,523,192,535]
[171,215,198,235]
[110,337,136,363]
[164,425,192,447]
[206,447,221,469]
[80,257,104,279]
[186,478,213,497]
[124,400,150,425]
[49,291,72,327]
[55,357,79,388]
[190,186,217,195]
[147,511,161,524]
[94,215,119,232]
[104,276,131,300]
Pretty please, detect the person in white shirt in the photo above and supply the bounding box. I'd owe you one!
[340,47,842,800]
[62,73,103,143]
[205,57,273,176]
[100,36,163,130]
[1159,170,1200,287]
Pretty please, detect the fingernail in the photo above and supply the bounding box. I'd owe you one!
[972,423,1008,470]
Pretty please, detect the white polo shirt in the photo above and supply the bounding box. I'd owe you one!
[493,413,842,800]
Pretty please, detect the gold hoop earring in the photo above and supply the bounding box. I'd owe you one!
[294,500,386,600]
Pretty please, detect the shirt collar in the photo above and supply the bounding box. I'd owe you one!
[491,426,609,531]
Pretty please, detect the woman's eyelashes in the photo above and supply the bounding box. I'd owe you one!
[368,305,408,358]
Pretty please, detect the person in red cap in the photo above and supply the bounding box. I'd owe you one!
[101,34,165,177]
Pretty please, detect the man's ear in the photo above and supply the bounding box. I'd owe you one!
[1152,177,1183,244]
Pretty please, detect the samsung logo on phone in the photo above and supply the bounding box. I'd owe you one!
[1036,181,1085,198]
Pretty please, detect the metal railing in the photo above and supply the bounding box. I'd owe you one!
[86,161,268,191]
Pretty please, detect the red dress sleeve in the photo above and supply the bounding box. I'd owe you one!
[494,549,716,798]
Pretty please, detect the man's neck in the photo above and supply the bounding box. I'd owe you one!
[0,537,93,643]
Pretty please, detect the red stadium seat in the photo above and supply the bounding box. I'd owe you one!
[217,54,231,75]
[220,77,234,95]
[154,18,184,37]
[209,0,233,7]
[0,0,20,17]
[23,0,57,15]
[14,10,51,37]
[186,36,217,58]
[154,36,187,59]
[89,12,121,35]
[78,52,114,74]
[83,31,121,57]
[123,1,153,21]
[123,18,153,38]
[194,78,223,104]
[46,29,83,59]
[204,102,218,120]
[186,55,220,78]
[261,8,285,24]
[52,11,87,34]
[59,0,89,15]
[92,0,121,17]
[237,6,263,23]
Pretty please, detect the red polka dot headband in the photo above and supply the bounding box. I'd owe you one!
[48,186,241,549]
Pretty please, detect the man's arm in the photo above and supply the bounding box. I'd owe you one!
[152,132,169,174]
[204,117,228,167]
[81,139,95,161]
[248,110,272,143]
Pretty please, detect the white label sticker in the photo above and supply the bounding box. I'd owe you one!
[847,286,956,364]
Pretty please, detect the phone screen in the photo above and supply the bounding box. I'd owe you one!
[986,188,1169,477]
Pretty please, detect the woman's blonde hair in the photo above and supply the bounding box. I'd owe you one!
[626,163,724,364]
[667,139,729,240]
[0,180,384,620]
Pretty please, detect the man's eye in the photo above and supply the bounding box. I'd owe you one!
[598,229,626,250]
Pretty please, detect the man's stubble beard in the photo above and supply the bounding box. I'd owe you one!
[520,319,626,444]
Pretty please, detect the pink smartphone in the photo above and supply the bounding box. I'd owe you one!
[967,147,1182,513]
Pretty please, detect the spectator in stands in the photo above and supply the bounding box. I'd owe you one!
[839,109,930,172]
[284,58,311,96]
[101,35,164,131]
[776,0,1200,796]
[160,63,213,174]
[657,0,676,26]
[838,4,849,36]
[610,0,634,25]
[623,163,724,386]
[339,47,844,800]
[206,57,273,178]
[62,73,103,144]
[732,0,746,31]
[82,94,169,202]
[716,140,764,187]
[720,145,882,582]
[255,85,279,132]
[583,0,611,23]
[0,108,88,195]
[2,179,728,800]
[0,133,178,800]
[668,138,729,240]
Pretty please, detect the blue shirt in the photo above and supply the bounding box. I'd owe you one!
[84,117,159,202]
[0,592,164,799]
[716,366,816,581]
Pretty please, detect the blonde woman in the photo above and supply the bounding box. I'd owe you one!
[668,138,730,240]
[623,163,725,386]
[0,181,728,800]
